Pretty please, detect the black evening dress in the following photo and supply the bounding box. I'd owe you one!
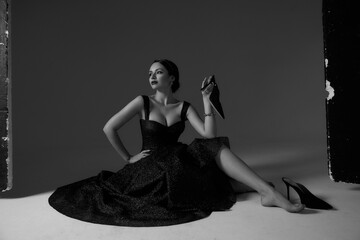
[48,95,236,227]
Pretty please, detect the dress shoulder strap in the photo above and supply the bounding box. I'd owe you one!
[181,101,190,121]
[141,95,150,120]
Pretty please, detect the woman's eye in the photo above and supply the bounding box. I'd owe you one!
[156,71,163,74]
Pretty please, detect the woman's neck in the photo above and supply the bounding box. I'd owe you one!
[153,91,177,106]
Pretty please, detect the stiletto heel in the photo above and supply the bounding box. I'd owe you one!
[285,182,290,200]
[282,177,333,210]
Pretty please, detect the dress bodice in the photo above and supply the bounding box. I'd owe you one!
[140,95,190,151]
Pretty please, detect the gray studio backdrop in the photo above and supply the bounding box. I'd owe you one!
[5,0,326,197]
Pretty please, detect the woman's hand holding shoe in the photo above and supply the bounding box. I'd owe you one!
[201,76,214,98]
[200,75,225,119]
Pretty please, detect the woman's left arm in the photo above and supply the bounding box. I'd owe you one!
[187,77,217,138]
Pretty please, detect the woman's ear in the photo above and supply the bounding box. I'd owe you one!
[169,75,175,84]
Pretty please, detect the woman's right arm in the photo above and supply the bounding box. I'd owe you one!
[103,95,144,163]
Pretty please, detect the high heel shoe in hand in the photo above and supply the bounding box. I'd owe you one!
[282,177,333,210]
[200,75,225,119]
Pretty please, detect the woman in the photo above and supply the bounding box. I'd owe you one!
[49,59,304,227]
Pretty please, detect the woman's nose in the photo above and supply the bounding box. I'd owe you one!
[151,73,156,79]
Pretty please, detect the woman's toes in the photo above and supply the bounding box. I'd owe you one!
[291,203,305,212]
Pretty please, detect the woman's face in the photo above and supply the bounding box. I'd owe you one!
[148,62,174,92]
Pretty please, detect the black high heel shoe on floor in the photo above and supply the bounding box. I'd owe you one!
[282,177,333,210]
[200,75,225,119]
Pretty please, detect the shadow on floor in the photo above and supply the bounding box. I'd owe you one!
[349,186,360,191]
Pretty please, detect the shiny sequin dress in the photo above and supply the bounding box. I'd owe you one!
[48,95,236,227]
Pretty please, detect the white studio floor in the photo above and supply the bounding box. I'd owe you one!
[1,144,360,240]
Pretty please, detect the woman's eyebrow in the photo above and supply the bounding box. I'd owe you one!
[149,68,164,73]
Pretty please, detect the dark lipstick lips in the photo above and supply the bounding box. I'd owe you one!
[151,81,158,85]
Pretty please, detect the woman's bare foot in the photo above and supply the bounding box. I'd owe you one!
[260,188,305,213]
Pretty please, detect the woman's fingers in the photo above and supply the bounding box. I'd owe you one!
[141,150,152,157]
[202,76,213,90]
[201,77,207,88]
[129,150,151,163]
[205,83,214,93]
[202,80,214,94]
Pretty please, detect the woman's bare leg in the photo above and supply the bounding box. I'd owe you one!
[216,147,304,213]
[230,180,256,193]
[230,180,275,193]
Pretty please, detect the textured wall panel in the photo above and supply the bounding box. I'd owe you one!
[0,0,11,191]
[323,0,360,183]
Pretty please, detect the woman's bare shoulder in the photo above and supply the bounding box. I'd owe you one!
[122,95,144,111]
[131,95,145,104]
